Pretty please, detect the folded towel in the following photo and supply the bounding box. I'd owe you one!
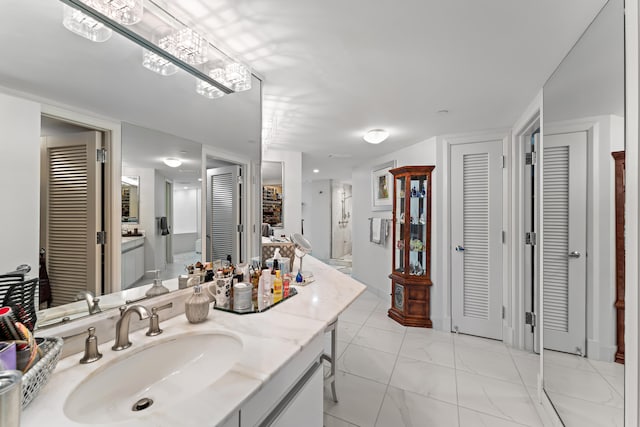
[371,218,382,243]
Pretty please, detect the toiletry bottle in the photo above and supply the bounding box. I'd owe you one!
[145,270,170,297]
[261,268,272,307]
[273,270,283,303]
[296,270,304,283]
[185,285,210,323]
[283,274,290,298]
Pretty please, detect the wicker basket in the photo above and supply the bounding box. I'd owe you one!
[21,336,63,408]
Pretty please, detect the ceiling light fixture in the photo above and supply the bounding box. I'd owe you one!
[60,0,250,99]
[163,158,182,168]
[313,169,320,174]
[62,0,143,42]
[363,129,389,144]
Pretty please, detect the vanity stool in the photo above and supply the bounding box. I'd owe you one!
[322,318,338,402]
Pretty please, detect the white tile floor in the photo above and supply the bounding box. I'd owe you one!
[323,290,551,427]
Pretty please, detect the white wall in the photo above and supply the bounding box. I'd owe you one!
[154,170,167,272]
[174,188,199,234]
[352,138,438,310]
[263,149,302,238]
[0,92,40,275]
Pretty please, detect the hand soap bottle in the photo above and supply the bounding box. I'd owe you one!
[145,270,170,297]
[185,285,210,323]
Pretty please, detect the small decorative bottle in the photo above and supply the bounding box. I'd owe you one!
[185,285,210,324]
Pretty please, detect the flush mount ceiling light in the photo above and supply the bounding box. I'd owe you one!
[313,169,320,174]
[363,129,389,144]
[163,158,182,168]
[62,0,143,42]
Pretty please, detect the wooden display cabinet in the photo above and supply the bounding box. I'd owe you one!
[388,165,434,327]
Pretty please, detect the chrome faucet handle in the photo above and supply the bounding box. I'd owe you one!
[90,297,101,315]
[146,302,173,337]
[80,327,103,364]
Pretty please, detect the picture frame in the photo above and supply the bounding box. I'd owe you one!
[371,160,396,211]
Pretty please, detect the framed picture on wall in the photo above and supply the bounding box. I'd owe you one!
[371,160,396,211]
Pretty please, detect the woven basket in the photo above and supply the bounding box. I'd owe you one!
[21,336,63,408]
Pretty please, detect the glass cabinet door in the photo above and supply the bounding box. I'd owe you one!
[395,176,405,274]
[408,174,428,276]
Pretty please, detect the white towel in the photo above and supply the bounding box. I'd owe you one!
[371,218,382,243]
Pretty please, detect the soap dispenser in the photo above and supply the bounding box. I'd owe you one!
[145,270,170,297]
[185,285,210,323]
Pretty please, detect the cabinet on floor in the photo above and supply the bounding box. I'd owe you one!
[388,165,434,327]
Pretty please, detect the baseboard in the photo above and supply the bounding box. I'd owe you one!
[587,339,617,362]
[431,316,451,333]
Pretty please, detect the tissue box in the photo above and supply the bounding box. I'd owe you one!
[0,342,16,370]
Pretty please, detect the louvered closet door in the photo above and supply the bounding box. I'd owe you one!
[41,132,102,306]
[451,140,503,340]
[206,165,241,263]
[543,132,587,354]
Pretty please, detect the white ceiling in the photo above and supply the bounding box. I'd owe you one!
[164,0,608,180]
[3,0,609,183]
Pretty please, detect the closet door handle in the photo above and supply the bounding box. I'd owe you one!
[455,245,465,252]
[568,251,581,259]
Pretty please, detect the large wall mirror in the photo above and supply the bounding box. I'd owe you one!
[542,0,624,424]
[0,1,261,328]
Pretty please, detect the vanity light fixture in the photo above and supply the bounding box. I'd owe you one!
[196,68,226,99]
[363,129,389,144]
[62,0,143,42]
[163,158,182,168]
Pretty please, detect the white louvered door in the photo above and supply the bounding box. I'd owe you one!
[451,140,503,340]
[41,132,102,306]
[206,165,241,263]
[542,132,587,354]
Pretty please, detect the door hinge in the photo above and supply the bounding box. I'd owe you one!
[525,312,537,327]
[501,155,506,169]
[525,151,537,166]
[96,231,107,245]
[502,230,506,244]
[525,231,537,246]
[502,306,506,319]
[237,224,244,233]
[96,148,107,164]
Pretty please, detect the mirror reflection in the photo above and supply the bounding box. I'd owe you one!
[542,0,624,424]
[121,176,140,224]
[0,0,261,328]
[262,161,284,231]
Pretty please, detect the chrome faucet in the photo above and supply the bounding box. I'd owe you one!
[112,305,150,351]
[75,290,101,315]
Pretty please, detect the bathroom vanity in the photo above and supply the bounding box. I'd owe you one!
[21,256,365,426]
[121,236,145,288]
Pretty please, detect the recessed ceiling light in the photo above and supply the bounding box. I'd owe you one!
[163,158,182,168]
[313,169,319,173]
[183,186,188,190]
[363,129,389,144]
[198,178,202,182]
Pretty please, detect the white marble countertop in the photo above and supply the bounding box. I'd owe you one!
[22,256,365,426]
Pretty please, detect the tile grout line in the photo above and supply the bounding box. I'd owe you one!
[586,358,625,400]
[452,332,462,427]
[506,347,546,426]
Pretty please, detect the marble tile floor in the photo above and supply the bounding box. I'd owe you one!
[322,290,553,427]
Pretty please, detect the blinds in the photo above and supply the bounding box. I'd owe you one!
[47,144,90,306]
[543,146,570,332]
[211,172,234,261]
[462,153,490,319]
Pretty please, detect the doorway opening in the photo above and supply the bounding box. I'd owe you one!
[39,115,110,307]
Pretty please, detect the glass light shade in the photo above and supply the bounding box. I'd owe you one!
[363,129,389,144]
[163,158,182,168]
[99,0,144,25]
[195,79,225,99]
[142,49,178,76]
[173,28,208,65]
[62,4,112,42]
[225,62,252,92]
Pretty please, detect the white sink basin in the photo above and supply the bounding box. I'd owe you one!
[64,332,242,424]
